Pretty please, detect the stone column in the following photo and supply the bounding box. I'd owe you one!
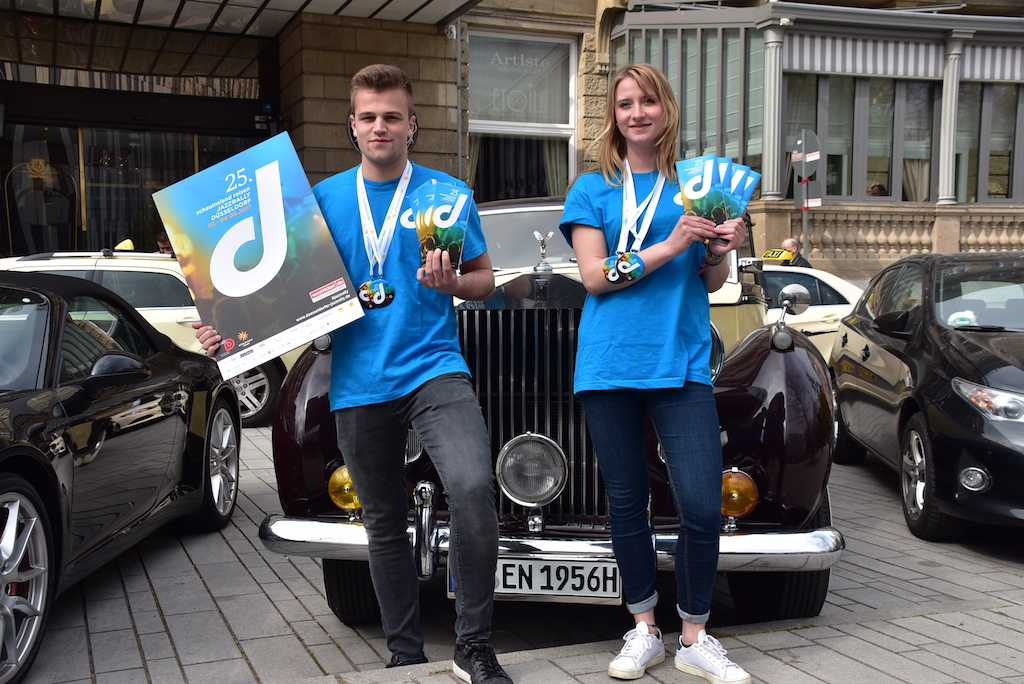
[758,20,789,201]
[937,30,973,205]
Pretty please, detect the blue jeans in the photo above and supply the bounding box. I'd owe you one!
[334,372,498,660]
[580,383,721,624]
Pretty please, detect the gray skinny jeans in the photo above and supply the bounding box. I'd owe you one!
[334,372,499,661]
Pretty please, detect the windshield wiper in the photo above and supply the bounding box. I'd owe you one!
[953,324,1008,332]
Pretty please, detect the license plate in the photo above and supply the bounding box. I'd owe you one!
[494,559,620,599]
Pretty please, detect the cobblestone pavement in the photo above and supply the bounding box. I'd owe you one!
[25,426,1024,684]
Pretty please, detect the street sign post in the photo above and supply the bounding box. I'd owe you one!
[792,129,821,253]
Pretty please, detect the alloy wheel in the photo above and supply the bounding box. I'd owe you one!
[901,429,927,521]
[208,405,240,517]
[0,488,50,684]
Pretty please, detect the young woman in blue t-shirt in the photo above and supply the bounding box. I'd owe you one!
[559,63,751,684]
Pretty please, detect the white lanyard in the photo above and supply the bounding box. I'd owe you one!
[617,160,666,254]
[356,160,413,279]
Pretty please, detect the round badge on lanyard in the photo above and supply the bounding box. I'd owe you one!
[604,161,665,285]
[358,278,395,309]
[602,252,645,283]
[356,161,412,310]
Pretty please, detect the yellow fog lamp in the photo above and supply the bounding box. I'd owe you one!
[721,468,757,518]
[328,465,361,511]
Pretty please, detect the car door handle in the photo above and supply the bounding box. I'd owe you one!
[177,317,202,324]
[861,345,870,362]
[820,314,840,323]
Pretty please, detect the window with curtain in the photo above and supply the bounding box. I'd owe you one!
[827,76,854,197]
[987,84,1018,200]
[469,33,575,202]
[902,82,933,202]
[609,25,764,177]
[787,74,937,201]
[785,74,817,199]
[867,78,895,198]
[954,81,1021,202]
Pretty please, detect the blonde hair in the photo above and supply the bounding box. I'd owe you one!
[594,63,681,186]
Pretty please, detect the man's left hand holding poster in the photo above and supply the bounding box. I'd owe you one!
[152,132,363,379]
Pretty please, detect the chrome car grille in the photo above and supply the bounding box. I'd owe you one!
[459,308,606,517]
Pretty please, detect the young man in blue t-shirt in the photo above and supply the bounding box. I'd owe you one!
[195,64,510,684]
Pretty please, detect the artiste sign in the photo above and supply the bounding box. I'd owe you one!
[469,34,571,124]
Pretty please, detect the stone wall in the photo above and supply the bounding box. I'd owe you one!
[748,201,1024,285]
[278,1,599,187]
[277,14,460,186]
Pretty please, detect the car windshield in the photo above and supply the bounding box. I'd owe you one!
[0,286,49,390]
[936,259,1024,330]
[479,207,576,270]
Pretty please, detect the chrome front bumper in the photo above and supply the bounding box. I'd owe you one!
[259,515,845,574]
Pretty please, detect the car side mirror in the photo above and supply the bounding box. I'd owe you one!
[83,351,151,396]
[873,309,912,338]
[738,257,763,274]
[778,284,811,316]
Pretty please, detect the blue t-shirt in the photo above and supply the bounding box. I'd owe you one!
[313,163,486,410]
[559,170,712,392]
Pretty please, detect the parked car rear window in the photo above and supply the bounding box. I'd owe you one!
[765,271,848,308]
[96,271,194,309]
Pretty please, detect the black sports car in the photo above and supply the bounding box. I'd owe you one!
[0,271,240,684]
[831,252,1024,541]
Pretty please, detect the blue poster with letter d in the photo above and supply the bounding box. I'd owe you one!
[152,132,362,379]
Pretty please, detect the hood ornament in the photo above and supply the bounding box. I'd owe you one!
[534,230,554,272]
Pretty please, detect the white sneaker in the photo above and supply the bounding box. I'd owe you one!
[674,630,751,684]
[607,621,665,679]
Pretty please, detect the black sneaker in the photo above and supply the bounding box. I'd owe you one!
[453,642,512,684]
[386,653,428,668]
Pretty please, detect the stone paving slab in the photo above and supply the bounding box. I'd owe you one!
[23,427,1024,684]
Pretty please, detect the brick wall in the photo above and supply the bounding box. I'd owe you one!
[278,14,460,186]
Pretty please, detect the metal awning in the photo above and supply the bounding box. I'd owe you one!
[0,0,480,81]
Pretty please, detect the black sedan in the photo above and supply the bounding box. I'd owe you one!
[0,272,240,683]
[830,252,1024,541]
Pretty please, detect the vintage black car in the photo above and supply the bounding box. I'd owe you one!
[830,252,1024,541]
[260,198,844,626]
[0,271,240,684]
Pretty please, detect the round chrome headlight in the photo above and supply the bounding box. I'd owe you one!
[495,433,568,507]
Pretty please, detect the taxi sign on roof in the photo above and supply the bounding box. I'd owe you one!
[762,248,795,261]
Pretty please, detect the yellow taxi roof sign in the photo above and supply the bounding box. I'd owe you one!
[762,248,794,261]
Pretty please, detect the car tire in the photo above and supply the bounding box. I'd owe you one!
[726,496,832,622]
[901,413,966,542]
[233,362,282,428]
[323,559,380,626]
[191,398,240,531]
[832,382,866,466]
[0,475,54,684]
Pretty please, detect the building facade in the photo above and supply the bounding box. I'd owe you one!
[2,0,1023,282]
